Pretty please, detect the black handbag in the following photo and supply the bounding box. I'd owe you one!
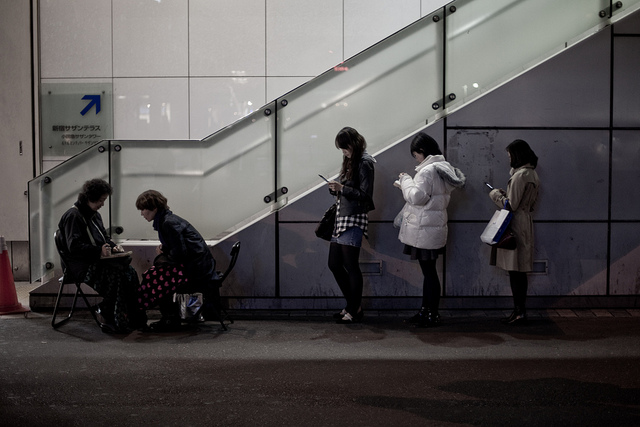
[315,203,337,241]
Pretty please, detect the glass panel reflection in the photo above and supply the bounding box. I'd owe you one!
[28,142,110,280]
[277,10,443,204]
[112,103,276,243]
[445,0,606,113]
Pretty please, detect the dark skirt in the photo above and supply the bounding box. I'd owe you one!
[84,262,140,331]
[403,244,444,261]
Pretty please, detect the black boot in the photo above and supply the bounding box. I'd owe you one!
[150,299,182,332]
[417,309,441,328]
[502,306,527,325]
[406,307,427,325]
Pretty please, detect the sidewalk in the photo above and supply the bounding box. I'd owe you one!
[1,283,640,426]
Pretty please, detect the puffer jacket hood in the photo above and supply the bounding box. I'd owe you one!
[426,155,466,189]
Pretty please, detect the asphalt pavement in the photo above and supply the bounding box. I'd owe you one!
[1,309,639,426]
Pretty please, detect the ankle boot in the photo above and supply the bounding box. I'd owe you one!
[502,306,527,325]
[406,307,427,325]
[417,309,441,328]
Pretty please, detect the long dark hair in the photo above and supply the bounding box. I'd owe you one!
[335,127,366,180]
[507,139,538,169]
[410,132,442,157]
[77,178,112,205]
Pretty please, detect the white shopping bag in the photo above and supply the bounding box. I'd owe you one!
[480,209,513,245]
[173,293,204,321]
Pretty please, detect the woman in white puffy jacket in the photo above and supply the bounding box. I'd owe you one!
[396,133,466,327]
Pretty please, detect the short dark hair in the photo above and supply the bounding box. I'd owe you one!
[78,178,112,205]
[410,132,442,157]
[135,190,169,211]
[507,139,538,169]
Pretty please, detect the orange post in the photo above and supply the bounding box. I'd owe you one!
[0,236,30,315]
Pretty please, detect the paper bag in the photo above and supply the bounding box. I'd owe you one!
[480,209,513,245]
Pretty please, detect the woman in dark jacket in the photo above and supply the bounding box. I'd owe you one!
[326,127,375,324]
[58,178,142,333]
[135,190,217,331]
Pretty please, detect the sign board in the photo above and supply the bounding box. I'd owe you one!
[41,82,113,157]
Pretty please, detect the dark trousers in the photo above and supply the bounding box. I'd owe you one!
[328,242,363,315]
[508,271,528,311]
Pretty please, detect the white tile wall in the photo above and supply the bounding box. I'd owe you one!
[40,0,446,141]
[189,0,266,77]
[39,0,113,78]
[266,76,311,103]
[421,0,450,16]
[266,0,343,77]
[113,78,189,139]
[112,0,189,77]
[344,0,421,59]
[190,77,266,140]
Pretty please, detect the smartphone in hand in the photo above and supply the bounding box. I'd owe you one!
[484,182,494,190]
[319,174,330,182]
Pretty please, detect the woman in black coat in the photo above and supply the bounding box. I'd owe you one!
[135,189,218,331]
[58,178,142,333]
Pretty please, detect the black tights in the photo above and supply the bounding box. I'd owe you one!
[328,242,363,315]
[418,259,441,312]
[508,271,528,311]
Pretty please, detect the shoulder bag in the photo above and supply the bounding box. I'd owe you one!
[315,203,337,241]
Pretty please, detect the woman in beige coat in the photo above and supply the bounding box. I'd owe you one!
[489,139,540,325]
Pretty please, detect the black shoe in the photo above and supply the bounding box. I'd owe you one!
[506,312,528,325]
[501,308,527,325]
[405,307,427,325]
[99,322,117,334]
[500,311,517,324]
[129,311,149,331]
[417,309,441,328]
[95,306,117,332]
[149,316,182,332]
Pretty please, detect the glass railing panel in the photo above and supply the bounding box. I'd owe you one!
[276,10,444,204]
[28,141,110,281]
[444,0,608,113]
[612,0,640,21]
[111,102,277,243]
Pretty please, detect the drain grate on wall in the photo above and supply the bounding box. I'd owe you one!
[531,260,548,275]
[360,260,383,276]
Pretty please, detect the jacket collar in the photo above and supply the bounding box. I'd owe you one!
[74,200,95,219]
[153,208,171,232]
[510,163,535,176]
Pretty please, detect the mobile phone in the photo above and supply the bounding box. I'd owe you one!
[319,174,329,182]
[484,182,494,189]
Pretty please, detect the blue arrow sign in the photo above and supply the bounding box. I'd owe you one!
[81,94,101,115]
